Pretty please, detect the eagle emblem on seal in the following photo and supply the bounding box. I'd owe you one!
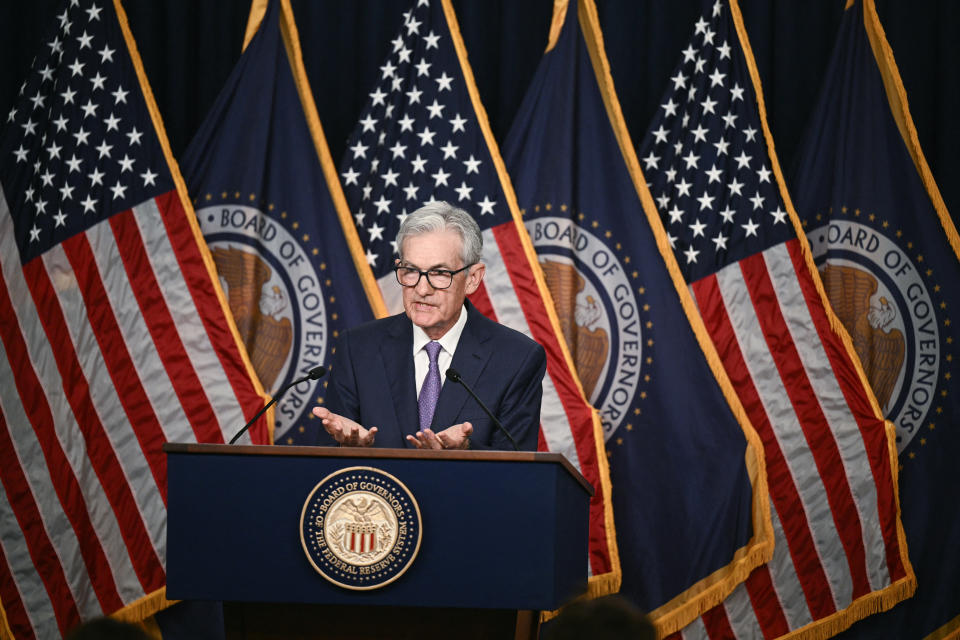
[328,496,394,558]
[540,259,609,400]
[212,246,293,390]
[820,264,905,412]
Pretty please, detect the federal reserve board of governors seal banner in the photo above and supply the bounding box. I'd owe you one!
[300,467,422,590]
[792,1,959,636]
[179,0,384,445]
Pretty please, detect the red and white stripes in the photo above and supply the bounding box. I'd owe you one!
[0,188,265,638]
[675,238,906,638]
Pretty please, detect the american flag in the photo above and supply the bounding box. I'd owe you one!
[792,1,960,637]
[339,0,620,592]
[637,1,914,638]
[0,1,266,637]
[503,0,773,633]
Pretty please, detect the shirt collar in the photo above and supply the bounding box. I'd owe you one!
[412,303,468,355]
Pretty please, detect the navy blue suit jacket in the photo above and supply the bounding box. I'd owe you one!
[323,302,546,450]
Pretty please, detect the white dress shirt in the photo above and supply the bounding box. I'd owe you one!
[412,304,468,396]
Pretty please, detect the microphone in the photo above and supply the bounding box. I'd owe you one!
[228,365,327,444]
[445,368,519,451]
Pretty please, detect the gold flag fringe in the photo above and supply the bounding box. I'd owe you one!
[109,588,177,629]
[925,613,960,640]
[137,615,163,640]
[648,529,773,638]
[539,569,626,624]
[777,576,916,640]
[108,4,268,637]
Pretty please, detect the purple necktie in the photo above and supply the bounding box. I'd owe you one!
[418,341,442,432]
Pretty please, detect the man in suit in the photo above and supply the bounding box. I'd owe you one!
[312,201,546,450]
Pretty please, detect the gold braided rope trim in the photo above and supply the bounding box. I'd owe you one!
[545,0,569,53]
[243,0,268,51]
[861,0,960,262]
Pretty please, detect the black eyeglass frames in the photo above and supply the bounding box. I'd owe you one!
[393,264,474,289]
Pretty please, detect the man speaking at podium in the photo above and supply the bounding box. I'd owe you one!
[312,201,546,451]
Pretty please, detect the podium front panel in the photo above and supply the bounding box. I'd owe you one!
[165,445,589,611]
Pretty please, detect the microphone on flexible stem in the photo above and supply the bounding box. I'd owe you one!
[228,365,327,445]
[445,368,519,451]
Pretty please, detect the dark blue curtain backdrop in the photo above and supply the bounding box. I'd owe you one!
[2,2,957,222]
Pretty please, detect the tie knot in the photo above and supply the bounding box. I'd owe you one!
[425,340,441,362]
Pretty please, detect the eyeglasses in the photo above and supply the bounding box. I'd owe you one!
[394,264,474,289]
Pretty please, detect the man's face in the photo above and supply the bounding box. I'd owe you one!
[400,229,484,340]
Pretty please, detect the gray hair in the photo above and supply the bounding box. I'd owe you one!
[396,201,483,266]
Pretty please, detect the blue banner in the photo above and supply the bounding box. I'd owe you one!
[180,0,382,446]
[792,2,960,637]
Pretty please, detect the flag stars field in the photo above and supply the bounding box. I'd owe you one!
[338,4,512,275]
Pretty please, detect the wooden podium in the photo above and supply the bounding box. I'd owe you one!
[164,443,592,639]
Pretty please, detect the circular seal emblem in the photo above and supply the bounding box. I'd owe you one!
[808,218,949,452]
[300,466,422,590]
[197,203,330,442]
[526,215,643,440]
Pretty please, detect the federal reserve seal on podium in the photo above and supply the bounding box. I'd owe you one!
[300,467,422,590]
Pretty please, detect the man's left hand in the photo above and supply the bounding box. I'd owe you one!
[406,421,473,450]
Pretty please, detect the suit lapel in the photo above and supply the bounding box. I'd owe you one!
[432,307,491,429]
[381,316,418,442]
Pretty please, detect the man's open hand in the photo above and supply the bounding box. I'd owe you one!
[406,422,473,449]
[312,406,377,446]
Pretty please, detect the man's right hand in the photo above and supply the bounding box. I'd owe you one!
[312,406,377,446]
